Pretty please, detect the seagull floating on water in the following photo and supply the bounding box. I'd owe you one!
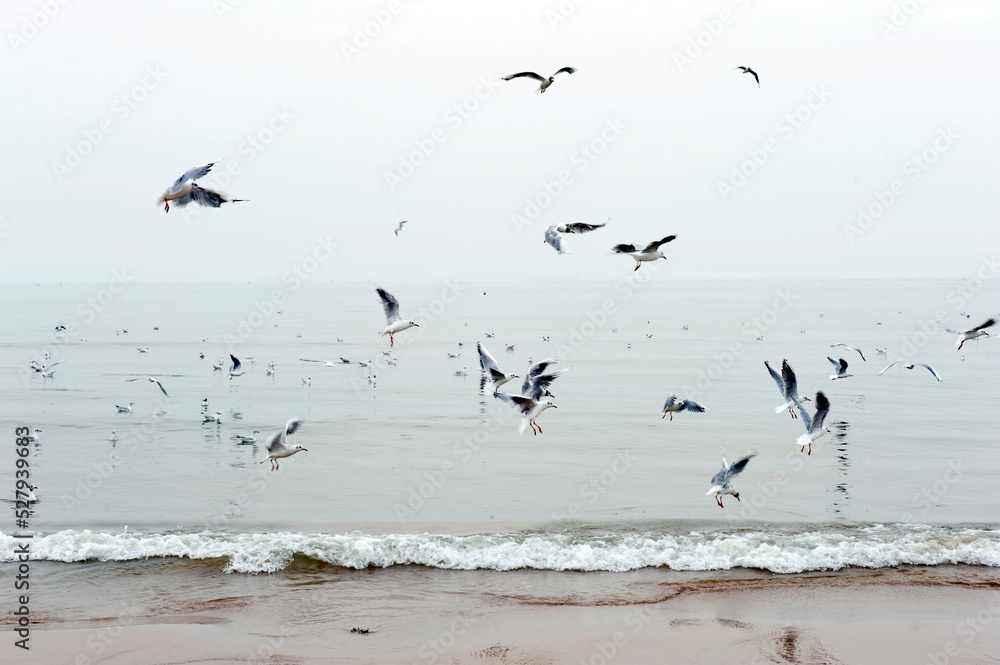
[108,430,118,442]
[115,402,134,413]
[502,66,576,93]
[794,391,831,455]
[945,318,995,350]
[612,235,676,271]
[878,361,942,382]
[377,287,419,347]
[202,411,222,423]
[478,342,519,396]
[157,162,247,213]
[830,343,865,361]
[260,418,307,470]
[233,430,261,444]
[765,360,809,419]
[24,428,41,443]
[706,449,756,508]
[661,395,707,421]
[543,221,607,255]
[828,357,852,380]
[126,376,169,397]
[733,66,760,87]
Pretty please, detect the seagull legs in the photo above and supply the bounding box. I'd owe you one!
[528,420,542,435]
[634,262,641,272]
[389,333,395,347]
[715,495,724,508]
[789,407,797,419]
[164,202,170,213]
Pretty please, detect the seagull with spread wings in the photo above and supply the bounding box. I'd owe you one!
[945,318,995,350]
[706,449,757,508]
[733,66,760,87]
[376,287,419,347]
[260,418,307,470]
[126,376,169,397]
[661,395,707,421]
[878,361,942,382]
[477,342,518,395]
[612,235,676,271]
[502,67,576,93]
[793,391,831,455]
[544,221,607,255]
[830,343,865,361]
[828,357,852,380]
[765,359,809,419]
[157,162,247,213]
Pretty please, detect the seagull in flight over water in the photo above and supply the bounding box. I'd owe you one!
[733,66,759,87]
[878,361,942,381]
[612,235,677,271]
[794,391,831,455]
[260,418,307,470]
[945,318,995,350]
[502,66,576,93]
[477,342,518,395]
[661,395,707,421]
[377,287,419,347]
[830,343,865,361]
[394,220,408,236]
[544,221,607,255]
[828,357,852,380]
[765,359,809,419]
[228,354,245,380]
[126,376,169,397]
[157,162,247,213]
[706,449,757,508]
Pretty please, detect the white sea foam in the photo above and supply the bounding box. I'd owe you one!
[2,524,998,574]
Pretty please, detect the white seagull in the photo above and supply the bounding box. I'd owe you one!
[260,418,307,470]
[612,235,677,271]
[945,318,995,350]
[496,393,558,435]
[502,66,576,93]
[661,395,707,421]
[24,428,41,443]
[793,391,831,455]
[202,411,222,424]
[228,354,245,380]
[477,342,519,396]
[394,220,408,236]
[830,343,865,361]
[157,162,247,213]
[828,357,852,380]
[377,287,419,347]
[29,359,64,374]
[16,484,38,503]
[233,430,261,444]
[706,450,757,508]
[878,361,942,382]
[115,402,134,413]
[765,360,809,419]
[521,358,566,400]
[543,221,607,255]
[108,430,118,442]
[126,376,169,397]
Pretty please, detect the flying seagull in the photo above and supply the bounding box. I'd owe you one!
[157,162,246,213]
[733,66,759,87]
[706,449,757,508]
[945,318,995,350]
[502,67,576,93]
[260,418,307,470]
[228,354,245,380]
[765,359,809,419]
[661,395,707,421]
[793,391,831,455]
[521,358,566,400]
[376,287,419,347]
[544,221,607,254]
[830,343,865,361]
[828,357,852,380]
[477,342,518,395]
[878,361,942,382]
[126,376,169,397]
[496,393,557,435]
[612,235,676,271]
[394,220,408,236]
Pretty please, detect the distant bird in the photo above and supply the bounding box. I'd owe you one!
[765,360,809,419]
[478,342,519,396]
[830,343,865,361]
[16,484,38,503]
[506,344,515,352]
[793,392,831,455]
[126,376,169,397]
[157,162,246,213]
[201,397,209,411]
[661,395,707,421]
[496,393,557,435]
[233,430,261,444]
[502,66,576,93]
[706,450,757,508]
[301,377,311,386]
[260,418,307,470]
[377,287,419,347]
[394,220,408,236]
[202,411,222,423]
[108,430,118,443]
[543,221,607,254]
[733,66,759,87]
[455,367,468,377]
[24,429,41,443]
[878,361,942,382]
[485,332,495,338]
[39,365,60,378]
[115,402,134,413]
[29,359,63,374]
[945,318,995,350]
[828,357,852,380]
[137,347,149,353]
[228,354,245,380]
[612,235,677,271]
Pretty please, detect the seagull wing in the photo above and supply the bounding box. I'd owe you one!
[838,358,849,374]
[750,69,760,86]
[827,356,840,370]
[477,342,500,373]
[564,221,606,234]
[811,392,831,432]
[284,418,305,438]
[171,162,215,189]
[376,288,401,323]
[916,363,942,381]
[726,451,757,479]
[642,235,677,252]
[972,317,997,332]
[612,243,638,254]
[230,354,242,372]
[503,71,546,82]
[183,185,237,208]
[151,378,169,397]
[553,66,577,76]
[496,393,535,415]
[878,360,904,376]
[521,359,557,395]
[793,396,813,431]
[682,399,707,413]
[544,226,566,254]
[662,394,679,410]
[780,360,798,400]
[526,369,565,401]
[764,360,784,394]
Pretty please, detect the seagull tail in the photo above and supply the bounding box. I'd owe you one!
[518,419,529,435]
[796,433,811,448]
[775,401,792,415]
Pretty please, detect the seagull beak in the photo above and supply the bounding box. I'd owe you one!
[551,405,558,408]
[734,492,741,502]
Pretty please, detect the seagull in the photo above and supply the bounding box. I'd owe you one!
[543,221,607,254]
[733,66,760,87]
[502,66,576,93]
[945,318,995,350]
[765,360,809,419]
[661,395,707,421]
[828,357,852,380]
[612,235,677,271]
[115,402,135,413]
[377,287,419,347]
[301,377,311,386]
[521,358,565,400]
[830,343,865,361]
[202,411,223,424]
[108,430,118,442]
[793,391,831,455]
[394,220,407,236]
[40,365,60,378]
[496,393,557,435]
[228,354,245,380]
[16,484,38,503]
[478,342,519,396]
[706,449,756,508]
[201,397,209,411]
[24,428,41,443]
[260,418,307,470]
[455,366,468,376]
[233,430,261,444]
[157,162,247,213]
[126,376,169,397]
[878,361,942,382]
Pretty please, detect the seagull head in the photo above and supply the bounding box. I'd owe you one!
[733,491,741,502]
[409,321,419,327]
[295,445,308,453]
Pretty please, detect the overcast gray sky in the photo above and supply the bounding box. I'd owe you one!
[1,0,997,283]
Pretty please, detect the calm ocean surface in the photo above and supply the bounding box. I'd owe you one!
[2,278,998,633]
